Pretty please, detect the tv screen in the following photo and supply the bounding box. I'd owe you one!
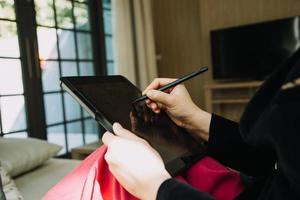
[211,16,300,80]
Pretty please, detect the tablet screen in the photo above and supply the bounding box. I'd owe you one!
[62,76,203,164]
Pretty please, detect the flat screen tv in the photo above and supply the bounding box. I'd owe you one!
[211,16,300,80]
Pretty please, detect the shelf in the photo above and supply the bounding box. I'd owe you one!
[212,99,249,104]
[205,81,263,89]
[204,80,264,121]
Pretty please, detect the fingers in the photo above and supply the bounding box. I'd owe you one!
[113,123,139,140]
[143,78,177,95]
[102,131,116,146]
[146,90,174,108]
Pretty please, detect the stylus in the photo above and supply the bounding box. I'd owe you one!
[133,66,208,103]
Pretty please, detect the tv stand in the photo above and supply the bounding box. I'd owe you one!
[204,81,263,122]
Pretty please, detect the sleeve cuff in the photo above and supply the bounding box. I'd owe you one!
[156,178,214,200]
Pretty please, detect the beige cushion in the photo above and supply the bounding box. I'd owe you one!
[0,138,61,177]
[15,158,80,200]
[0,162,23,200]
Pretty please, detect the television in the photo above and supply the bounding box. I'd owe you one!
[211,16,300,80]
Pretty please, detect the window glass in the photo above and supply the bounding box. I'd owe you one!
[42,61,60,92]
[44,93,64,125]
[64,92,81,121]
[0,59,23,95]
[67,121,83,151]
[74,2,90,31]
[77,32,93,59]
[0,21,20,57]
[103,10,112,34]
[61,61,78,76]
[84,119,99,143]
[58,29,76,59]
[47,125,66,155]
[0,0,15,20]
[79,61,94,76]
[37,27,58,59]
[35,0,55,27]
[55,0,73,29]
[0,96,27,133]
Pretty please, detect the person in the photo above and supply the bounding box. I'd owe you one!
[102,49,300,200]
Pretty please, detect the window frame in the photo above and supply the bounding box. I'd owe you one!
[9,0,108,156]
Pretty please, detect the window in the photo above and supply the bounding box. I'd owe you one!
[0,0,27,138]
[0,0,111,156]
[102,0,115,75]
[34,0,99,155]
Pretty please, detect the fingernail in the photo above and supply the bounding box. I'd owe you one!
[113,122,122,129]
[151,103,157,109]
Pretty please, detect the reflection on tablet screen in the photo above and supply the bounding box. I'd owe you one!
[71,76,203,163]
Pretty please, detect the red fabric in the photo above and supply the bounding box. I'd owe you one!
[43,146,244,200]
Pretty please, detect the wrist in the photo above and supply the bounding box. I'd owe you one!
[141,170,171,200]
[186,106,211,141]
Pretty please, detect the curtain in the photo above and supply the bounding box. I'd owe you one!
[112,0,157,90]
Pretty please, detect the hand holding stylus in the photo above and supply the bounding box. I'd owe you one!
[143,78,211,142]
[133,67,208,103]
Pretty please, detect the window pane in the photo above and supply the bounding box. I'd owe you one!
[61,61,77,76]
[4,132,27,138]
[84,119,99,143]
[67,121,83,151]
[47,125,66,155]
[102,0,111,9]
[37,27,58,59]
[0,21,20,57]
[79,61,94,76]
[83,109,90,118]
[42,61,60,92]
[105,36,113,60]
[74,2,90,31]
[103,10,112,34]
[0,59,23,95]
[64,92,81,121]
[1,96,27,133]
[58,29,76,59]
[77,33,93,59]
[44,93,63,125]
[55,0,73,29]
[35,0,55,27]
[107,62,115,75]
[0,0,15,20]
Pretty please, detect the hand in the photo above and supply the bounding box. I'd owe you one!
[143,78,211,141]
[102,123,171,200]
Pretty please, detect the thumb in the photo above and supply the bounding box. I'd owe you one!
[102,131,116,146]
[146,90,174,107]
[113,123,139,140]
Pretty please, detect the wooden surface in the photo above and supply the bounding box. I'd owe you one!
[152,0,206,107]
[152,0,300,111]
[71,141,102,160]
[204,81,263,121]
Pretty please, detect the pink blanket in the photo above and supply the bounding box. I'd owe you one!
[43,146,244,200]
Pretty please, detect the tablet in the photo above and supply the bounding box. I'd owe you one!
[60,75,205,176]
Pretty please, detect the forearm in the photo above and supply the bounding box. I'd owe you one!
[184,107,212,142]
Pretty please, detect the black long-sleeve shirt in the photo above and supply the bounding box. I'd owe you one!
[157,49,300,200]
